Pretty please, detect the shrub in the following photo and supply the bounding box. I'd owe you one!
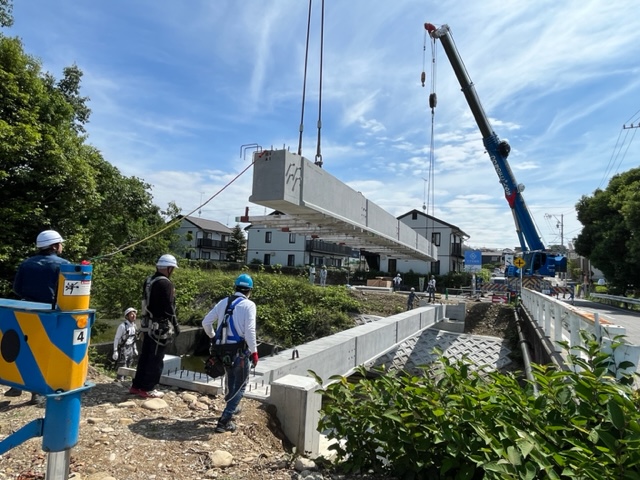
[90,263,365,348]
[314,332,640,479]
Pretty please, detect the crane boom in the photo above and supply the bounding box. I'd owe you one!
[426,23,567,278]
[425,23,544,253]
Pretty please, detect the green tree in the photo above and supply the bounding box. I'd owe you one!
[574,167,640,293]
[226,224,247,263]
[0,0,13,28]
[0,34,175,294]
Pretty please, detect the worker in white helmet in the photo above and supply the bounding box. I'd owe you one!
[113,308,139,381]
[5,230,70,403]
[130,254,180,399]
[13,230,69,304]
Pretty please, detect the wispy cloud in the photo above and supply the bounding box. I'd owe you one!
[8,0,640,248]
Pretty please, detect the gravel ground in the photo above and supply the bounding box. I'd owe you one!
[0,295,515,480]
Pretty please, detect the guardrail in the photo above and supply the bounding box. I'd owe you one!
[520,289,640,382]
[591,293,640,310]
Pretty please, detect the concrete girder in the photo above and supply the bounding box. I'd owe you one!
[247,150,437,262]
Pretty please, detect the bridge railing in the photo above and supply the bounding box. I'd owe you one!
[520,289,640,380]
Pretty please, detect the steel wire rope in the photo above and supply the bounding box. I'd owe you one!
[424,32,437,258]
[314,0,325,168]
[297,0,314,156]
[90,158,256,262]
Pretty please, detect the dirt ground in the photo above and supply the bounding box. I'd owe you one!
[0,294,516,480]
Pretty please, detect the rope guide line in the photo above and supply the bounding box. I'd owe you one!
[90,157,257,262]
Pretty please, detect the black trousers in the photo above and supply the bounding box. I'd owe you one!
[132,332,166,391]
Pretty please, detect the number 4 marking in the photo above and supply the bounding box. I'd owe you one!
[73,328,88,345]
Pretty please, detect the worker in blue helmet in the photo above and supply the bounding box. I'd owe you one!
[202,273,258,433]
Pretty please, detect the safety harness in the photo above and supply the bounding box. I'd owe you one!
[204,296,247,378]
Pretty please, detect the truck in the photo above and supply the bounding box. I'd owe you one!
[424,22,566,279]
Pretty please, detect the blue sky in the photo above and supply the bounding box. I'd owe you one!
[7,1,640,249]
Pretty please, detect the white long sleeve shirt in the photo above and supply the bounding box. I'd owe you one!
[202,292,257,353]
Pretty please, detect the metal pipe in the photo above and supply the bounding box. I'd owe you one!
[46,450,70,480]
[515,307,538,396]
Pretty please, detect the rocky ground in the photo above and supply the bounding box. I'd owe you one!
[0,294,516,480]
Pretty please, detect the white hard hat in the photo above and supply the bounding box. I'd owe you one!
[36,230,64,249]
[156,254,179,268]
[124,307,137,317]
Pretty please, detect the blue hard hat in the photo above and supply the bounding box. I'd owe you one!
[234,273,253,289]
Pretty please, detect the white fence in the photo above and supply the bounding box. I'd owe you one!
[520,289,640,378]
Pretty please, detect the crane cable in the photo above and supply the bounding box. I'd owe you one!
[296,0,313,157]
[89,158,256,262]
[422,27,438,254]
[314,0,325,168]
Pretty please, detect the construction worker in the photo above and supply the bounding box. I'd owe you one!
[309,264,316,284]
[130,254,180,399]
[5,230,70,403]
[319,265,328,287]
[202,273,259,433]
[427,275,436,303]
[13,230,69,305]
[407,287,417,311]
[113,308,139,381]
[392,273,402,291]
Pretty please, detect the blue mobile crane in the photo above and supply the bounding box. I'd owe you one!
[425,22,566,278]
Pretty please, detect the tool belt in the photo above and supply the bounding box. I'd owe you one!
[203,342,247,379]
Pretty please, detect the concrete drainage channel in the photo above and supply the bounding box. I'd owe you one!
[115,301,480,456]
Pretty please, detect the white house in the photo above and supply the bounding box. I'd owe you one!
[377,209,468,275]
[245,215,353,267]
[175,215,233,260]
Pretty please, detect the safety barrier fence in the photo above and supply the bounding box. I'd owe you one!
[591,293,640,311]
[520,289,640,379]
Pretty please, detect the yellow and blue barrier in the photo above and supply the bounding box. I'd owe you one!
[0,263,95,454]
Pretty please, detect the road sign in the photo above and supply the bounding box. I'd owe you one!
[464,250,482,272]
[514,257,526,268]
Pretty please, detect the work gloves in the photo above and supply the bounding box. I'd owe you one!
[112,352,118,361]
[250,352,259,367]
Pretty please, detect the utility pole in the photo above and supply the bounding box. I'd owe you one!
[623,123,640,129]
[545,213,564,247]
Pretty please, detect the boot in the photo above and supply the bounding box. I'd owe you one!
[4,387,22,397]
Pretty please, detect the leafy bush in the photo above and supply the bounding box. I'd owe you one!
[314,332,640,479]
[90,262,364,348]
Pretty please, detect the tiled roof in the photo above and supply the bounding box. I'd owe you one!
[181,215,232,233]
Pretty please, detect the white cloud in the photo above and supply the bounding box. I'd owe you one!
[8,0,640,249]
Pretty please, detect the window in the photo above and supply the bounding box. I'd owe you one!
[412,211,418,220]
[263,253,271,265]
[289,233,296,244]
[265,231,272,243]
[430,260,441,275]
[432,232,441,246]
[202,251,211,260]
[287,254,295,266]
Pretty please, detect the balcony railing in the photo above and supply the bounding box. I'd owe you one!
[306,239,353,256]
[450,243,463,257]
[197,238,229,250]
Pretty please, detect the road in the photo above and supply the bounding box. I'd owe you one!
[572,298,640,345]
